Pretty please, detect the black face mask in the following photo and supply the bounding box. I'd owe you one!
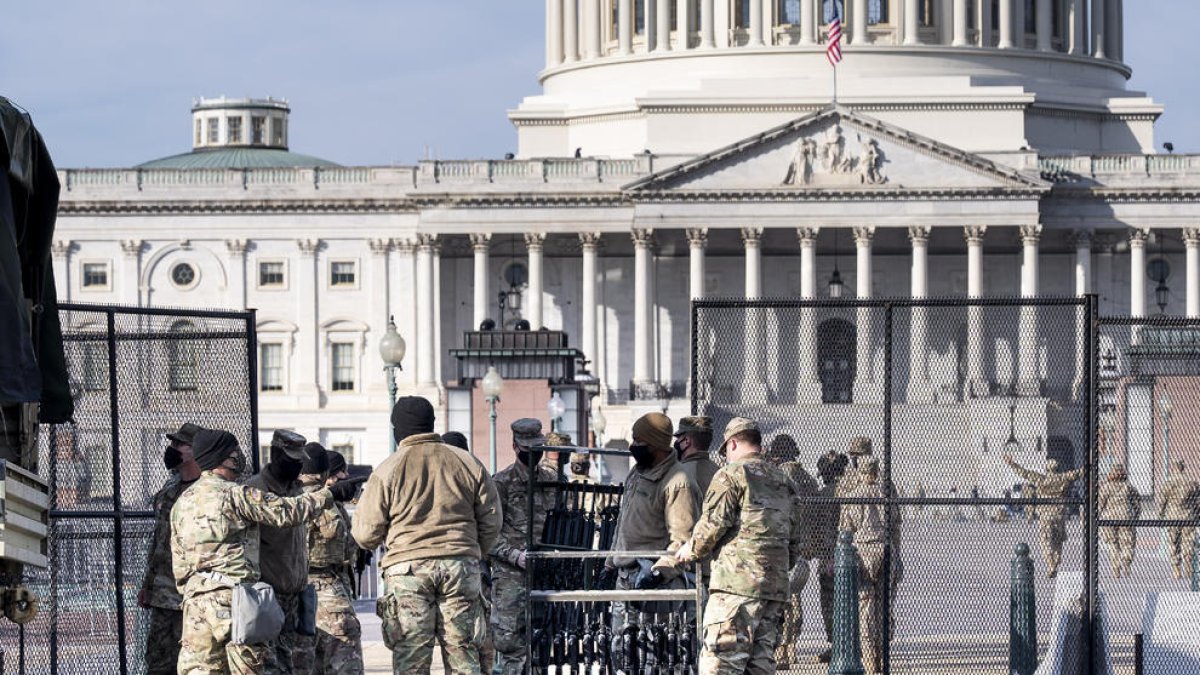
[517,450,543,468]
[672,439,686,457]
[269,456,303,484]
[629,443,655,469]
[570,462,590,476]
[164,445,183,470]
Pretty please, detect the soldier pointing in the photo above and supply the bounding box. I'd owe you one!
[1004,454,1085,578]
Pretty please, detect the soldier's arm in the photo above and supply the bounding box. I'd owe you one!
[475,470,503,557]
[140,494,170,594]
[231,484,332,529]
[488,475,522,567]
[1008,463,1040,485]
[1066,468,1087,483]
[654,473,701,575]
[350,470,390,551]
[788,492,805,569]
[169,509,189,596]
[687,469,741,562]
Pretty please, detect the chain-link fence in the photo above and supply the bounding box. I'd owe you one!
[692,297,1116,675]
[0,303,258,674]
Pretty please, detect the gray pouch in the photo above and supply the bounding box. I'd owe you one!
[297,584,318,636]
[230,582,285,645]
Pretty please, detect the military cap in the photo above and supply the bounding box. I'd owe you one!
[546,432,573,447]
[631,412,673,453]
[848,436,873,456]
[511,418,548,448]
[166,422,204,446]
[569,452,591,464]
[859,457,880,476]
[674,416,713,437]
[719,417,759,454]
[270,429,307,461]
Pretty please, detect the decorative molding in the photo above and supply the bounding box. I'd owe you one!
[1128,228,1150,247]
[1069,229,1093,249]
[852,226,876,247]
[415,233,439,251]
[52,240,74,259]
[297,239,322,257]
[1018,225,1043,245]
[524,232,546,252]
[963,226,988,245]
[120,239,145,257]
[1184,228,1200,248]
[579,232,603,251]
[392,238,416,255]
[368,238,392,255]
[740,227,764,246]
[796,227,819,246]
[907,226,931,245]
[469,233,492,253]
[631,228,656,249]
[224,239,249,256]
[58,198,420,216]
[685,228,708,248]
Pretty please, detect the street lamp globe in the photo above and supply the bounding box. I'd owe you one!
[378,316,406,368]
[1160,391,1174,421]
[592,407,607,438]
[482,366,504,402]
[548,391,567,429]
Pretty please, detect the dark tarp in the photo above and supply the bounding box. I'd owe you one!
[0,96,72,423]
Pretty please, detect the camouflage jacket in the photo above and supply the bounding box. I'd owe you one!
[170,471,331,599]
[609,454,700,575]
[140,473,192,609]
[306,486,357,571]
[245,470,309,594]
[1098,480,1142,521]
[781,461,821,561]
[839,482,888,545]
[679,452,719,497]
[810,481,841,562]
[490,460,560,570]
[1157,475,1200,519]
[1009,463,1085,520]
[688,455,801,601]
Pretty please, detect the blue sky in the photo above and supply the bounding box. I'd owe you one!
[2,1,1196,168]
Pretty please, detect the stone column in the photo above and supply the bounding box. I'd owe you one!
[800,0,816,44]
[908,227,933,403]
[392,239,417,386]
[120,239,143,306]
[414,234,436,388]
[904,0,920,44]
[1106,0,1122,61]
[657,0,672,50]
[852,0,868,44]
[743,227,763,299]
[965,226,987,398]
[1017,225,1041,396]
[676,0,691,49]
[1035,0,1051,51]
[749,0,765,46]
[953,0,969,46]
[646,0,658,52]
[700,0,715,47]
[368,238,392,394]
[853,227,879,402]
[797,228,822,404]
[471,233,491,328]
[580,233,601,365]
[584,0,601,58]
[743,228,765,395]
[687,228,707,300]
[525,233,546,329]
[1091,0,1106,58]
[296,238,322,399]
[52,240,72,302]
[1185,228,1200,318]
[432,240,444,390]
[1070,0,1085,54]
[1129,228,1148,318]
[619,0,634,54]
[564,0,579,63]
[225,239,248,310]
[1071,230,1091,398]
[548,0,564,67]
[632,229,656,397]
[998,0,1014,47]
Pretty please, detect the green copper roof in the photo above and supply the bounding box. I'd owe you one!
[137,147,340,169]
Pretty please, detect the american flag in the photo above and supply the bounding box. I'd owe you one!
[826,1,843,66]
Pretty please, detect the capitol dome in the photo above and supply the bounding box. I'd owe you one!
[513,0,1157,159]
[137,96,340,169]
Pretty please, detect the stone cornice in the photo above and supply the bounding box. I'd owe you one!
[410,193,628,208]
[627,187,1046,202]
[1048,187,1200,202]
[57,198,418,216]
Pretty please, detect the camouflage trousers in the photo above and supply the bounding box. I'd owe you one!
[774,561,810,668]
[1100,526,1137,576]
[1038,518,1068,576]
[144,606,182,675]
[855,543,901,675]
[379,557,483,674]
[178,589,267,675]
[264,591,313,675]
[818,562,835,644]
[490,564,527,675]
[303,572,363,674]
[1166,526,1197,577]
[698,591,784,675]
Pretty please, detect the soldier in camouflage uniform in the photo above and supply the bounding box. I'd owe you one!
[246,431,319,675]
[1098,463,1141,578]
[490,418,559,675]
[139,422,203,675]
[674,416,719,497]
[353,397,502,674]
[1157,460,1200,579]
[442,431,495,675]
[838,458,901,675]
[835,436,874,498]
[676,418,803,675]
[768,434,820,670]
[541,431,573,478]
[812,450,848,664]
[171,429,346,675]
[1004,454,1085,578]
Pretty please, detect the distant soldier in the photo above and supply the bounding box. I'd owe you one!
[139,422,203,675]
[812,450,848,665]
[838,458,901,675]
[768,434,819,670]
[352,397,502,674]
[541,431,573,477]
[490,418,559,675]
[835,436,874,497]
[1157,460,1200,579]
[674,415,719,496]
[1004,455,1085,578]
[441,430,495,675]
[171,429,349,674]
[676,418,803,675]
[1098,463,1141,578]
[246,431,320,675]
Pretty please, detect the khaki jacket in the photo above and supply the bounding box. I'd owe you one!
[1158,475,1200,519]
[609,454,700,575]
[351,433,502,570]
[679,452,719,498]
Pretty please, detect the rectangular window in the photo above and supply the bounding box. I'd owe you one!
[195,119,202,145]
[82,262,109,289]
[260,343,283,392]
[207,118,219,144]
[258,261,285,288]
[331,344,355,392]
[227,117,242,144]
[81,342,105,391]
[780,0,801,24]
[252,116,266,144]
[868,0,888,24]
[330,261,357,287]
[271,118,284,146]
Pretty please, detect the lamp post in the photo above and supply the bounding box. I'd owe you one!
[547,391,566,433]
[1003,401,1022,455]
[592,407,608,483]
[378,316,407,453]
[482,366,504,473]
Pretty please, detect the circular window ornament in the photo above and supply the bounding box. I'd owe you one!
[170,262,199,290]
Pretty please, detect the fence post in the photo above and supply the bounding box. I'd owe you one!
[830,531,865,675]
[1009,543,1037,675]
[1192,535,1199,592]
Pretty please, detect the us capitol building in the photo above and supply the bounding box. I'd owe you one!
[52,1,1200,479]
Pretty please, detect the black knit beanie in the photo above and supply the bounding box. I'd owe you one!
[391,396,435,442]
[301,442,330,476]
[192,429,239,471]
[326,450,347,475]
[442,431,469,452]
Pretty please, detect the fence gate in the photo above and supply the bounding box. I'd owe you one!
[692,297,1106,674]
[0,303,258,674]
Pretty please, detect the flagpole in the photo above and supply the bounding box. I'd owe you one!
[833,62,838,104]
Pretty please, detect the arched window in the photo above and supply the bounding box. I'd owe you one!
[819,318,856,404]
[168,320,199,392]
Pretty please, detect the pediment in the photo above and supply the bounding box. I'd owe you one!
[624,106,1048,195]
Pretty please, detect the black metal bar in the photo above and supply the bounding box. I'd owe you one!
[246,309,261,474]
[60,330,247,342]
[795,497,1083,506]
[1097,519,1200,527]
[691,298,699,416]
[107,310,128,674]
[59,301,254,320]
[48,425,59,675]
[882,301,893,675]
[1085,293,1099,675]
[49,510,156,519]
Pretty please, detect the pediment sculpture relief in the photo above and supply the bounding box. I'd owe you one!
[783,125,887,187]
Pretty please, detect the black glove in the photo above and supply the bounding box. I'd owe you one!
[597,566,617,590]
[635,569,664,590]
[354,548,373,577]
[328,476,367,502]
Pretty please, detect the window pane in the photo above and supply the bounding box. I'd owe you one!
[259,262,285,287]
[331,443,355,464]
[195,119,202,145]
[272,118,284,146]
[780,0,801,24]
[252,116,266,144]
[261,343,283,392]
[207,118,219,144]
[331,261,356,287]
[83,263,108,288]
[227,117,242,144]
[169,320,199,392]
[332,344,354,391]
[868,0,888,24]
